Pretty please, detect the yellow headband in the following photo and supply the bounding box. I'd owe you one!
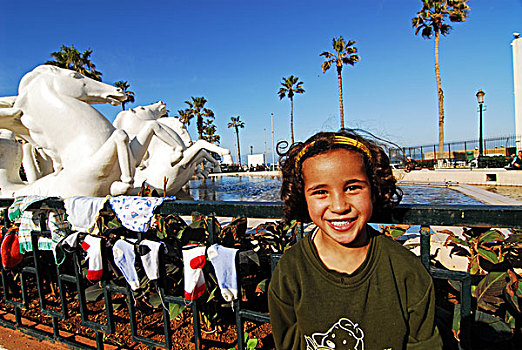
[295,136,372,170]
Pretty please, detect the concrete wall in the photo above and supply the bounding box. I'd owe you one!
[395,168,522,186]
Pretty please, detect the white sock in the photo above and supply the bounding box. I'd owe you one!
[182,245,206,301]
[138,240,166,281]
[113,239,140,290]
[81,235,103,282]
[207,244,239,302]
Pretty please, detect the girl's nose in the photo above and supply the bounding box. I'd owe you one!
[330,193,350,213]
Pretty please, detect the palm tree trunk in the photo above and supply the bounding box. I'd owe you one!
[235,127,241,166]
[337,67,344,130]
[197,115,203,140]
[290,98,295,144]
[122,102,125,111]
[434,31,445,160]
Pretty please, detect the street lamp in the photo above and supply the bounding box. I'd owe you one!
[271,113,275,170]
[476,89,485,160]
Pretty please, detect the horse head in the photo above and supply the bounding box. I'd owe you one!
[20,65,126,106]
[128,101,167,120]
[114,101,169,139]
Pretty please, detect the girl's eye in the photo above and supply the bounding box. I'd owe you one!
[312,189,327,196]
[346,185,361,192]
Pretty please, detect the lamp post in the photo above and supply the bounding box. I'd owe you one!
[476,89,485,161]
[271,113,275,170]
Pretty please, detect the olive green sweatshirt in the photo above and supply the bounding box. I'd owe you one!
[268,226,442,350]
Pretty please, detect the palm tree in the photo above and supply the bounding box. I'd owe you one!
[177,108,193,127]
[46,44,103,81]
[412,0,470,158]
[320,36,359,129]
[228,116,245,165]
[184,97,215,140]
[277,76,305,144]
[202,119,221,144]
[114,81,135,111]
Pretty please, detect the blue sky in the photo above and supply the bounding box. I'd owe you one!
[1,0,521,163]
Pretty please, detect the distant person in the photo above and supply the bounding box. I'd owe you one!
[405,156,415,172]
[268,130,442,349]
[506,151,522,169]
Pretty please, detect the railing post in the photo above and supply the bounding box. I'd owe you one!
[208,214,217,245]
[420,225,431,270]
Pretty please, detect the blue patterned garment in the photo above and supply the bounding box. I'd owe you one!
[108,196,175,232]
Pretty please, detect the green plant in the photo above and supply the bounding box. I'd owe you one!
[441,227,522,342]
[443,228,505,274]
[228,332,258,350]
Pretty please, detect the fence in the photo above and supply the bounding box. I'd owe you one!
[0,198,521,349]
[390,135,518,165]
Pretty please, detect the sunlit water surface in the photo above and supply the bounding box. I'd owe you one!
[185,176,484,205]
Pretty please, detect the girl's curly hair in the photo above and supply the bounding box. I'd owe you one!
[279,129,402,222]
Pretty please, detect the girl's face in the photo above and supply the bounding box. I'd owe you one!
[302,148,373,247]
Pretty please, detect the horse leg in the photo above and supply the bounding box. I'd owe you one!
[188,140,233,164]
[130,120,185,168]
[90,129,134,195]
[179,143,226,168]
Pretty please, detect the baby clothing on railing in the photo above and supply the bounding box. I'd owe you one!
[18,210,52,254]
[8,196,66,258]
[81,234,104,282]
[48,210,73,265]
[108,196,174,232]
[64,196,109,233]
[207,244,239,302]
[7,195,46,222]
[138,240,167,281]
[1,226,23,268]
[113,238,140,290]
[182,244,207,301]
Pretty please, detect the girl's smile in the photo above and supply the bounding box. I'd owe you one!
[302,148,373,252]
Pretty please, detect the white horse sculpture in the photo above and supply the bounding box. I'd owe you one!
[4,65,184,197]
[113,103,233,195]
[0,130,26,196]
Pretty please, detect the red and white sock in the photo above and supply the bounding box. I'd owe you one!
[81,235,103,282]
[182,245,206,301]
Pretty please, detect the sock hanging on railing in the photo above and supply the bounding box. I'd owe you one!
[182,244,206,301]
[207,244,239,302]
[81,234,104,282]
[1,227,23,268]
[138,239,166,281]
[113,238,140,290]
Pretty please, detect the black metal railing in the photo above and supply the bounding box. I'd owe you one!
[0,197,520,349]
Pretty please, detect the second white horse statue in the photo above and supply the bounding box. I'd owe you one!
[113,102,233,195]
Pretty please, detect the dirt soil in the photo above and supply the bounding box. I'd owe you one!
[0,325,69,349]
[0,295,274,350]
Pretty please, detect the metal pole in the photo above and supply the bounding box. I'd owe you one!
[479,103,484,157]
[271,113,275,170]
[264,128,267,166]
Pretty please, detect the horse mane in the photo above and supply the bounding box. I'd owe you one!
[16,65,57,106]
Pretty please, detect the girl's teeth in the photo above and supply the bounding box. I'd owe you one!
[331,221,350,227]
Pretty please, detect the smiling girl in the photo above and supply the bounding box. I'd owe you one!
[268,130,442,350]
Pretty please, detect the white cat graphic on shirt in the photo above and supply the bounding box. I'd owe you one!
[304,317,364,350]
